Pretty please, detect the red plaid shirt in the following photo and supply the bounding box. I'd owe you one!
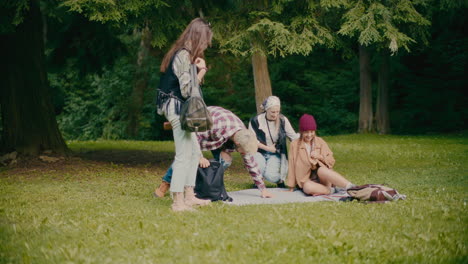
[197,106,266,190]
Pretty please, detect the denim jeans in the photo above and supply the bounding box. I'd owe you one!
[254,152,282,183]
[162,148,231,183]
[210,148,232,171]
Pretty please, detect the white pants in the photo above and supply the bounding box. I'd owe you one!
[164,100,201,193]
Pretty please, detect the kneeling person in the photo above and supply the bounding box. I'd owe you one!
[155,106,274,198]
[249,96,298,187]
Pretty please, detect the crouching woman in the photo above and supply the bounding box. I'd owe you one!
[287,114,355,195]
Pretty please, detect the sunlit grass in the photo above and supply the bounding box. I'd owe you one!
[1,135,467,263]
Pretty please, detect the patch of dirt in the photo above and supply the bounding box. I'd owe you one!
[0,149,248,182]
[1,156,93,178]
[0,150,175,178]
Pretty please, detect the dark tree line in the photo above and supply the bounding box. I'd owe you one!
[1,0,466,156]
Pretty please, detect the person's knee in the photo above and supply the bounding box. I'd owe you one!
[263,156,281,183]
[263,173,281,183]
[263,171,281,183]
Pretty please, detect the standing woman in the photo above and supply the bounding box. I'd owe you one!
[156,18,212,211]
[287,114,355,195]
[249,96,298,187]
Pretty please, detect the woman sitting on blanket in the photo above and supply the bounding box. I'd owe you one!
[287,114,355,195]
[249,96,299,188]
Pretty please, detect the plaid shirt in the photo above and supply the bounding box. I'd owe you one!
[197,106,266,190]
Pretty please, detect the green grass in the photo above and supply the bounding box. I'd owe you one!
[1,134,467,263]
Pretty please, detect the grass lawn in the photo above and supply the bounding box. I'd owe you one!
[0,134,467,263]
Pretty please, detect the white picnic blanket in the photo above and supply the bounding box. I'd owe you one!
[225,188,350,206]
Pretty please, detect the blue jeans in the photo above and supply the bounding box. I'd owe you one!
[254,152,282,183]
[162,148,231,183]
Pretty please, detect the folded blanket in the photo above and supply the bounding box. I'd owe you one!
[225,188,350,206]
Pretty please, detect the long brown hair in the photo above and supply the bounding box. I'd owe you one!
[160,18,212,72]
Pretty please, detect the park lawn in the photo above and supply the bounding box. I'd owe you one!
[0,134,467,263]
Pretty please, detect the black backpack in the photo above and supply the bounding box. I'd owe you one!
[179,64,213,132]
[195,160,232,202]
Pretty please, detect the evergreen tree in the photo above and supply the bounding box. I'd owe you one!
[338,0,430,133]
[212,0,334,113]
[0,0,188,154]
[0,0,69,155]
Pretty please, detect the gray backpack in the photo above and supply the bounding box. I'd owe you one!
[180,64,213,132]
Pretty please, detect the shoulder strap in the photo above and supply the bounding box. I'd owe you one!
[189,64,201,97]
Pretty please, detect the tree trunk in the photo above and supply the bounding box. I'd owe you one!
[376,53,390,134]
[251,51,272,114]
[358,44,373,133]
[0,0,68,156]
[127,26,151,138]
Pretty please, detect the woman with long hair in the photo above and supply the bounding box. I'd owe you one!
[287,114,355,195]
[156,18,213,211]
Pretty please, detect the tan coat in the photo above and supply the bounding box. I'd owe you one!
[287,136,336,188]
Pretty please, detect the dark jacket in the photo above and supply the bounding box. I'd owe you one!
[249,114,288,157]
[156,49,186,114]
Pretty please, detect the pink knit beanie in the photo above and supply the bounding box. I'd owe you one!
[299,114,317,132]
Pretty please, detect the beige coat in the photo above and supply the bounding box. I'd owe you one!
[287,136,336,188]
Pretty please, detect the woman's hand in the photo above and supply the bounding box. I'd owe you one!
[195,57,207,83]
[311,151,322,160]
[258,142,276,153]
[195,57,207,70]
[199,157,210,168]
[265,144,276,153]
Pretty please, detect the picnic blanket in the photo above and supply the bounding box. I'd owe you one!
[225,188,350,206]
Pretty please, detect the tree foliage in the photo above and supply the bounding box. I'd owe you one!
[338,0,430,53]
[1,0,466,149]
[213,1,335,57]
[59,0,168,23]
[0,0,30,33]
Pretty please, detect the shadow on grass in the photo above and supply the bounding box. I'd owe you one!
[74,149,175,167]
